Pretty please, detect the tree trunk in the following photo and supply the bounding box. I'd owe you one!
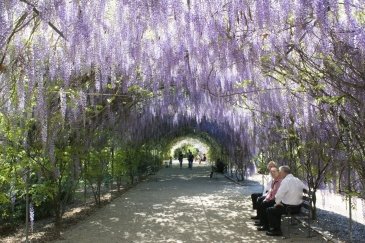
[88,181,98,205]
[311,190,317,220]
[111,146,114,194]
[117,176,121,192]
[53,174,64,236]
[97,179,101,207]
[53,192,62,236]
[130,172,134,185]
[84,160,88,204]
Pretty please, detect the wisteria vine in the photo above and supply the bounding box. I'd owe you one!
[0,0,364,195]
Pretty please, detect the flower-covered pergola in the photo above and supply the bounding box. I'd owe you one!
[0,0,364,237]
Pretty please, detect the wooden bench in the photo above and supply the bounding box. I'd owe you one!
[284,188,313,238]
[210,166,218,178]
[146,166,154,175]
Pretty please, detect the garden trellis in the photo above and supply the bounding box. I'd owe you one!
[0,0,364,239]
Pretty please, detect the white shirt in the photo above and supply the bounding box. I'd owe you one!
[275,174,308,205]
[263,179,272,196]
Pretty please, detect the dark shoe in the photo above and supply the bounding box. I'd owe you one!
[257,226,269,231]
[254,221,263,226]
[250,215,259,220]
[266,230,283,236]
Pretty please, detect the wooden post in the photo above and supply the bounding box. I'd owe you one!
[84,159,87,204]
[111,145,114,193]
[25,168,30,243]
[345,129,352,242]
[348,161,352,242]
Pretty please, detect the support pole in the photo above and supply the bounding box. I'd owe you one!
[348,162,352,242]
[345,129,352,242]
[25,168,30,243]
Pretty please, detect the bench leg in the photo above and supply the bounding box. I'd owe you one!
[286,213,291,239]
[287,215,290,238]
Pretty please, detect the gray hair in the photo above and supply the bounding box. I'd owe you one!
[267,161,277,169]
[279,165,291,174]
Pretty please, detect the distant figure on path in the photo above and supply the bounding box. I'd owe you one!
[196,154,201,164]
[201,154,207,162]
[169,156,172,167]
[178,152,183,169]
[187,150,194,169]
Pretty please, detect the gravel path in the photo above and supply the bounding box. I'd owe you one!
[56,162,327,242]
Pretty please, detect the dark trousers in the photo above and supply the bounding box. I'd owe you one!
[188,160,193,169]
[255,196,266,216]
[267,204,301,231]
[179,160,183,168]
[258,199,275,227]
[251,193,263,210]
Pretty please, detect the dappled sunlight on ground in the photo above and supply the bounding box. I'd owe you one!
[56,162,326,242]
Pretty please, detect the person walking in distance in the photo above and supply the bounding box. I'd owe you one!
[201,154,207,163]
[187,150,194,169]
[178,152,183,169]
[169,156,173,168]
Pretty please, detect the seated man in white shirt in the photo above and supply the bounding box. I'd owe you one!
[266,165,308,236]
[250,161,277,219]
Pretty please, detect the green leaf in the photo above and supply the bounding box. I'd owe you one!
[0,193,9,204]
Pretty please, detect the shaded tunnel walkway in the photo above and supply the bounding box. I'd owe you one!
[56,161,326,242]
